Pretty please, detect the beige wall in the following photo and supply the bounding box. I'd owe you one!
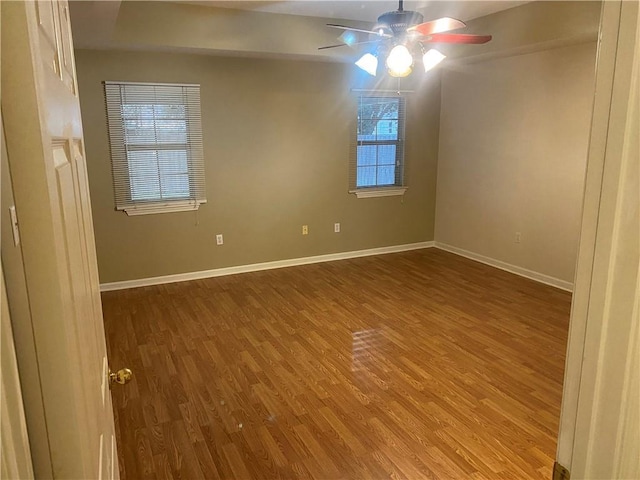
[444,1,601,61]
[75,50,440,283]
[435,41,597,284]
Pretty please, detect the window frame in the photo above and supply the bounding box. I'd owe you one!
[349,94,408,198]
[104,81,206,216]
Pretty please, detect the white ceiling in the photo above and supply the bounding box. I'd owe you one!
[69,0,529,53]
[185,1,529,23]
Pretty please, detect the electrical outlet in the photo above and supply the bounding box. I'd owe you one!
[302,225,308,235]
[334,223,340,233]
[515,232,521,243]
[216,234,224,245]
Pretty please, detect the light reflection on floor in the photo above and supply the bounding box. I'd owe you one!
[351,328,389,373]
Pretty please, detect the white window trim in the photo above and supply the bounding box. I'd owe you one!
[123,199,207,216]
[349,186,408,198]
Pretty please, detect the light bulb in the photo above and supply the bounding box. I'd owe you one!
[422,49,446,72]
[355,53,378,77]
[386,45,413,77]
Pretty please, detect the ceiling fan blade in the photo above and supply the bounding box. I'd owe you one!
[326,24,392,37]
[318,40,381,51]
[318,43,348,50]
[424,33,492,44]
[407,17,466,35]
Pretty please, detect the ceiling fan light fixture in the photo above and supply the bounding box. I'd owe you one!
[386,44,413,77]
[355,53,378,76]
[422,49,446,72]
[322,1,491,76]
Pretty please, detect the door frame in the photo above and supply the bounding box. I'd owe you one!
[556,0,639,478]
[1,262,35,479]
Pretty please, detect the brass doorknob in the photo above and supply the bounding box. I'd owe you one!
[109,368,133,387]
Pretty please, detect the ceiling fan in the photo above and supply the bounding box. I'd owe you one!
[319,0,492,77]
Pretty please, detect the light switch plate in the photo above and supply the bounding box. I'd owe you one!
[9,206,20,246]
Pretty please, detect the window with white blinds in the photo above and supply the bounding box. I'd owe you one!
[349,95,408,198]
[104,81,206,215]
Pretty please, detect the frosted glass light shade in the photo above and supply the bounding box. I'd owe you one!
[386,45,413,77]
[422,49,446,72]
[355,53,378,76]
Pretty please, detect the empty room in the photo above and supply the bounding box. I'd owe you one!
[1,1,638,479]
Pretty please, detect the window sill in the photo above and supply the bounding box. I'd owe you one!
[349,187,407,199]
[120,200,205,216]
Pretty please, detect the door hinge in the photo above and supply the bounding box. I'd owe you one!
[553,461,570,480]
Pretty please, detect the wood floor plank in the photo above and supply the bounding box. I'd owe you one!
[221,442,252,479]
[103,249,571,479]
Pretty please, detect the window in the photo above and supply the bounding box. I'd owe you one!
[104,82,206,215]
[350,95,407,198]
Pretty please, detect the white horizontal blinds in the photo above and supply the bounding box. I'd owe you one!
[350,95,406,190]
[104,82,205,210]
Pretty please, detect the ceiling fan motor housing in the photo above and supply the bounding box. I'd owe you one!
[376,10,425,36]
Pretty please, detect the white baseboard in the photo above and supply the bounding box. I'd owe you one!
[100,241,435,292]
[100,240,573,293]
[434,242,574,292]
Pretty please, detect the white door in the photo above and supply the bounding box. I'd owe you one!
[2,1,120,478]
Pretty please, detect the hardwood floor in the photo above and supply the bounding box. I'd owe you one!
[102,248,571,479]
